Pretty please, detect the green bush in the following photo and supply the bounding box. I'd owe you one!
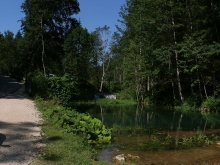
[47,74,76,105]
[116,90,136,100]
[44,105,112,145]
[201,96,220,111]
[29,71,48,98]
[185,93,203,107]
[174,102,198,112]
[30,72,76,105]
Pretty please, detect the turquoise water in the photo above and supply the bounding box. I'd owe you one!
[78,105,220,164]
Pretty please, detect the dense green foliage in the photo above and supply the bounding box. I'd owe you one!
[29,71,76,105]
[2,1,220,164]
[1,0,220,108]
[37,98,111,145]
[32,99,107,165]
[49,106,111,144]
[110,0,220,107]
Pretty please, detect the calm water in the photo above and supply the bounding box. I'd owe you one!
[79,105,220,164]
[81,105,220,131]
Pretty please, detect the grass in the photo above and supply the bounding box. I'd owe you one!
[67,98,137,110]
[30,99,107,165]
[95,98,136,106]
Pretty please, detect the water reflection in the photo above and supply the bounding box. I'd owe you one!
[83,105,220,131]
[79,105,220,164]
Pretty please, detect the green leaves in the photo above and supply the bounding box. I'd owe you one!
[20,0,80,76]
[64,25,91,82]
[47,105,111,144]
[30,71,77,105]
[112,0,220,104]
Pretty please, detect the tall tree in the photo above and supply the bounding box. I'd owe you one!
[93,25,111,92]
[64,25,92,84]
[21,0,80,76]
[114,0,220,105]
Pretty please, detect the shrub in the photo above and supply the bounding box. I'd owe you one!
[185,93,203,107]
[29,72,77,105]
[47,74,76,105]
[116,90,136,100]
[174,102,197,112]
[201,96,220,111]
[29,71,48,98]
[45,105,112,145]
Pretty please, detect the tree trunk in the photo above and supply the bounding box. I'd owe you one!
[151,76,154,96]
[40,17,46,77]
[99,57,111,92]
[201,73,208,99]
[98,26,111,92]
[186,0,193,31]
[169,55,176,100]
[100,105,104,123]
[170,0,184,102]
[195,58,203,99]
[213,72,216,97]
[178,113,183,130]
[197,71,203,99]
[99,61,105,92]
[211,0,220,42]
[147,76,150,91]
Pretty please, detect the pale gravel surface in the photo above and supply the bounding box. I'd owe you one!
[0,85,43,165]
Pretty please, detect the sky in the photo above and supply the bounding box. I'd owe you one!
[0,0,126,35]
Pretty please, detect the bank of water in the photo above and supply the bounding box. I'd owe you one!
[77,105,220,164]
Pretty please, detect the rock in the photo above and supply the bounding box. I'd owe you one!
[127,154,140,160]
[113,154,125,163]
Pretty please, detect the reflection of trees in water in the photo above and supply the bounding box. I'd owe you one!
[202,112,220,131]
[95,105,220,131]
[100,105,104,123]
[178,113,183,130]
[135,104,144,127]
[171,112,175,130]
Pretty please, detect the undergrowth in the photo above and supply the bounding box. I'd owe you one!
[31,98,108,165]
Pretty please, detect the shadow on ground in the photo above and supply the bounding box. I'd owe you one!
[0,75,22,99]
[5,86,30,99]
[0,121,45,164]
[0,76,45,164]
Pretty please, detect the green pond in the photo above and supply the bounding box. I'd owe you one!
[78,105,220,164]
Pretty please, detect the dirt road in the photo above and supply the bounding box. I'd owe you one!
[0,78,43,165]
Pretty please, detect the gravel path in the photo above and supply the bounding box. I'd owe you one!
[0,84,43,165]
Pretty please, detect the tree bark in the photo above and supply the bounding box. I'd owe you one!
[98,26,111,92]
[170,0,184,102]
[40,17,46,77]
[99,57,110,92]
[211,0,220,42]
[201,73,208,99]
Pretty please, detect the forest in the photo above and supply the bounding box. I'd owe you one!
[1,0,220,109]
[1,0,220,164]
